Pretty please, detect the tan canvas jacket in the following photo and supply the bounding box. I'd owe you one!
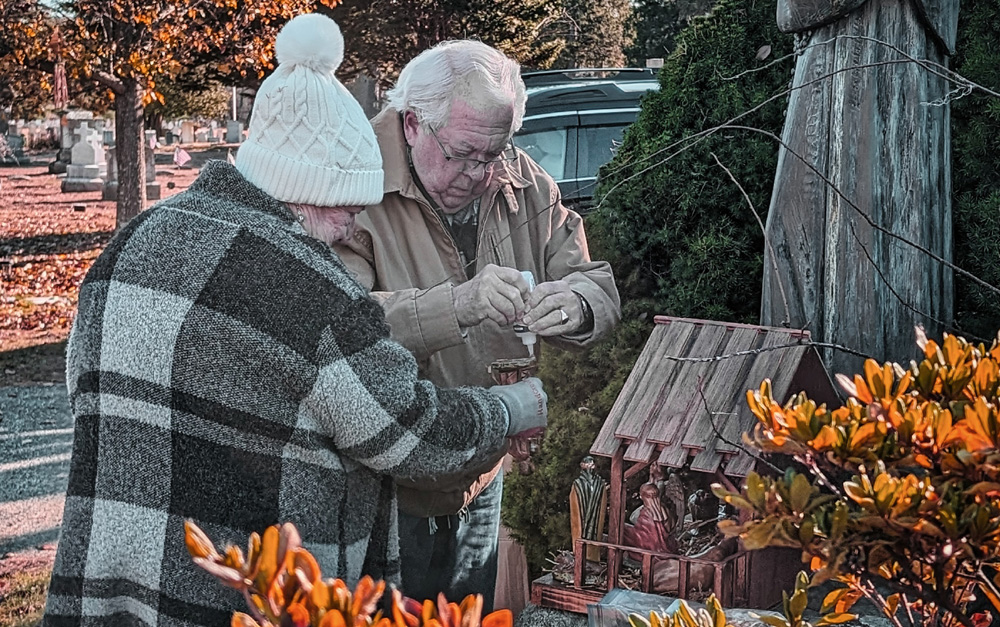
[336,108,621,517]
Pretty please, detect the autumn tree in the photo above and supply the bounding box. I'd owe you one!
[327,0,564,91]
[0,0,337,226]
[550,0,633,69]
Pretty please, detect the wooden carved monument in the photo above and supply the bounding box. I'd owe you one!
[761,0,960,374]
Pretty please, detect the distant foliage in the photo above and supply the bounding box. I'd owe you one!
[625,0,716,66]
[549,0,633,69]
[328,0,564,91]
[715,329,1000,627]
[502,0,792,575]
[951,2,1000,339]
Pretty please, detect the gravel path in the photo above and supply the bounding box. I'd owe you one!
[0,384,72,557]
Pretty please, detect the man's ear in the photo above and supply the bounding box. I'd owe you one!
[402,111,421,148]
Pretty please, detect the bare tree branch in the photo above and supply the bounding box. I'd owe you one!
[711,152,791,327]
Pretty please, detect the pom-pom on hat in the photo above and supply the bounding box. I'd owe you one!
[235,14,383,208]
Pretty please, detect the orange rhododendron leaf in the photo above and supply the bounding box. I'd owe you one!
[255,525,280,590]
[224,544,245,570]
[311,577,331,609]
[810,425,838,450]
[353,576,385,619]
[448,603,462,627]
[277,523,302,573]
[289,548,321,585]
[232,612,261,627]
[851,374,873,405]
[184,520,221,560]
[287,601,311,627]
[193,557,245,589]
[459,594,483,627]
[848,422,875,449]
[392,589,420,627]
[318,609,347,627]
[482,609,514,627]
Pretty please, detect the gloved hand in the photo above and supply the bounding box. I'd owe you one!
[453,264,532,327]
[490,377,548,437]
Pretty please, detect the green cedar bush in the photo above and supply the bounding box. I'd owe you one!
[951,2,1000,340]
[502,0,793,575]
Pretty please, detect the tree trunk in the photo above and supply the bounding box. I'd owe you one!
[115,77,147,227]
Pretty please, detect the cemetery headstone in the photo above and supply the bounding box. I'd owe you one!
[3,134,25,165]
[145,130,161,201]
[102,145,118,201]
[225,120,244,144]
[62,122,107,192]
[180,121,196,144]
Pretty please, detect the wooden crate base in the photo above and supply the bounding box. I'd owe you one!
[530,574,606,614]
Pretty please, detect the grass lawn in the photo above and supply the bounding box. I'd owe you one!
[0,567,50,627]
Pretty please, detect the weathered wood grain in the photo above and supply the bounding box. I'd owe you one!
[762,0,958,376]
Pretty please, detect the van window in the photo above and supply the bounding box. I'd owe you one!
[577,124,627,180]
[514,128,568,181]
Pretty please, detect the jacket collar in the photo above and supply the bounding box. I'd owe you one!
[372,108,531,214]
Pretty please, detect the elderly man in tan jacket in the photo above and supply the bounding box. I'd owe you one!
[335,40,621,611]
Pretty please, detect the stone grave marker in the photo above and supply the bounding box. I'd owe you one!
[145,130,161,200]
[225,120,244,144]
[62,122,107,192]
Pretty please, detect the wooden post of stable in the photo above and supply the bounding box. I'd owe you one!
[606,444,626,591]
[573,539,585,590]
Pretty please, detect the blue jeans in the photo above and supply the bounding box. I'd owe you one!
[397,473,502,612]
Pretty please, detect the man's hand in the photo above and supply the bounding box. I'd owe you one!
[521,280,583,336]
[453,264,532,328]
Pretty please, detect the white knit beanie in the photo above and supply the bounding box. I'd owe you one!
[235,14,383,207]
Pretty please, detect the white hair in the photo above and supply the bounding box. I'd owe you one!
[385,40,526,135]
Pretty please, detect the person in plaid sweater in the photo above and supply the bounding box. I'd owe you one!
[42,14,547,627]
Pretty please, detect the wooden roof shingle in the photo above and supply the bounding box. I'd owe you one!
[590,316,839,477]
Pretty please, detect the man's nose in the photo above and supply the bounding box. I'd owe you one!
[463,162,490,181]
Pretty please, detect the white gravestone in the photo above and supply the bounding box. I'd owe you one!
[62,122,107,192]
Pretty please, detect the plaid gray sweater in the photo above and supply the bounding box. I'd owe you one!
[43,161,509,627]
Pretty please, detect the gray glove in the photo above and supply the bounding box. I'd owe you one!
[490,377,548,437]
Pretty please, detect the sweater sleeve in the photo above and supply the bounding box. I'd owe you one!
[299,296,510,479]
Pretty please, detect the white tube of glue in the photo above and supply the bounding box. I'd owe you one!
[513,270,536,357]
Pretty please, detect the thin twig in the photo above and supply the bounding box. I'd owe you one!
[659,339,874,363]
[846,220,987,343]
[695,376,783,474]
[711,152,790,327]
[722,124,1000,299]
[857,579,908,627]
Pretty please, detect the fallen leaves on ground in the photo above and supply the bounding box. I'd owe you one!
[0,159,200,352]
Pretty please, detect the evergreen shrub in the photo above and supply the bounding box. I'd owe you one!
[951,2,1000,340]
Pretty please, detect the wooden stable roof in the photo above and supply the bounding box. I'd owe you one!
[590,316,838,478]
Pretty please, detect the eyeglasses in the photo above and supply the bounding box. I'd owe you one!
[427,126,518,174]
